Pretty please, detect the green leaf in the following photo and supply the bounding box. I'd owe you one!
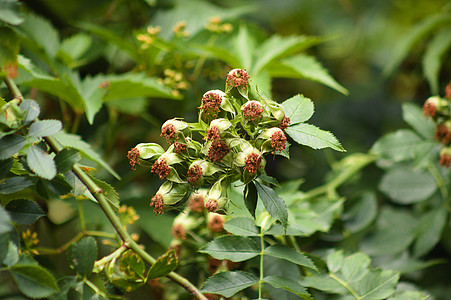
[265,244,316,270]
[27,144,57,180]
[271,54,348,95]
[200,271,258,298]
[244,182,258,218]
[263,275,311,299]
[286,123,345,152]
[0,176,34,194]
[343,192,378,233]
[28,120,63,138]
[54,148,81,173]
[0,158,13,178]
[361,207,417,256]
[379,167,437,204]
[19,100,40,124]
[224,217,259,236]
[19,12,60,58]
[233,25,256,69]
[198,235,259,262]
[282,94,314,125]
[103,73,179,101]
[0,0,24,25]
[384,13,451,75]
[413,208,447,257]
[388,290,429,300]
[147,250,178,279]
[3,241,19,266]
[402,103,435,139]
[88,175,119,210]
[255,181,288,228]
[5,199,45,225]
[0,27,20,69]
[0,206,11,235]
[253,35,322,75]
[53,132,120,180]
[67,236,97,278]
[357,269,399,300]
[10,264,60,298]
[423,27,451,94]
[371,129,423,162]
[58,33,92,61]
[0,234,9,264]
[118,250,146,280]
[80,75,107,124]
[0,134,26,159]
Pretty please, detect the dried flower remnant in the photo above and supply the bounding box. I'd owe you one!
[270,129,287,152]
[208,141,230,162]
[205,198,219,212]
[189,193,205,212]
[127,147,140,170]
[207,213,225,233]
[206,125,220,142]
[226,69,249,90]
[434,124,451,145]
[242,101,263,121]
[244,152,263,174]
[202,90,225,117]
[172,223,187,240]
[150,194,164,214]
[187,165,203,185]
[279,116,291,131]
[151,158,171,179]
[173,142,186,154]
[161,123,177,144]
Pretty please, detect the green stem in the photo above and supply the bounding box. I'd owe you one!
[71,111,82,133]
[428,163,448,199]
[5,77,207,300]
[191,35,217,80]
[78,198,86,232]
[258,231,264,300]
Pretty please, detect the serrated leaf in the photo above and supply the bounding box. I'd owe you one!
[244,182,258,218]
[233,25,256,69]
[59,33,92,61]
[3,241,19,266]
[371,129,422,162]
[401,103,435,139]
[282,94,314,124]
[286,123,345,152]
[384,13,451,75]
[224,217,259,236]
[55,148,81,173]
[11,264,60,298]
[343,192,377,233]
[388,290,429,300]
[147,250,178,279]
[0,158,13,178]
[0,0,24,25]
[357,269,399,300]
[28,120,63,138]
[265,245,316,270]
[273,54,348,94]
[27,144,57,180]
[199,236,259,262]
[201,271,258,298]
[263,275,311,299]
[379,167,437,204]
[0,234,9,265]
[88,175,119,210]
[80,75,107,124]
[0,176,34,194]
[255,180,288,228]
[53,132,120,179]
[0,134,26,159]
[19,99,40,124]
[67,237,97,278]
[423,27,451,94]
[413,208,447,257]
[0,27,20,69]
[118,250,146,279]
[5,199,45,225]
[0,206,11,235]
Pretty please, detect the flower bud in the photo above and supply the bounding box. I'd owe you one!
[278,116,291,131]
[242,100,264,122]
[434,121,451,145]
[207,140,231,162]
[423,96,448,118]
[172,213,201,240]
[201,90,227,117]
[225,69,250,96]
[266,100,286,121]
[128,143,165,169]
[207,213,225,233]
[234,147,265,183]
[440,147,451,167]
[206,118,234,141]
[188,189,208,212]
[151,150,185,182]
[256,127,287,153]
[161,118,189,144]
[205,197,228,213]
[150,181,190,214]
[187,160,223,185]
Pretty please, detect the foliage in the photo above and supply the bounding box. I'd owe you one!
[1,0,450,299]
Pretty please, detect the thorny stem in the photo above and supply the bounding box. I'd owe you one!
[4,77,208,300]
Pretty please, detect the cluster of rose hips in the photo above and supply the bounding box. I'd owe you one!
[128,69,290,215]
[422,82,451,167]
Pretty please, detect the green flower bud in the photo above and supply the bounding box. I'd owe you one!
[256,127,287,153]
[234,147,265,183]
[161,118,190,144]
[440,147,451,167]
[241,100,264,122]
[266,100,286,121]
[187,159,223,186]
[201,90,227,118]
[206,118,234,142]
[422,96,448,118]
[172,212,201,240]
[225,69,249,99]
[128,143,165,170]
[150,181,190,214]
